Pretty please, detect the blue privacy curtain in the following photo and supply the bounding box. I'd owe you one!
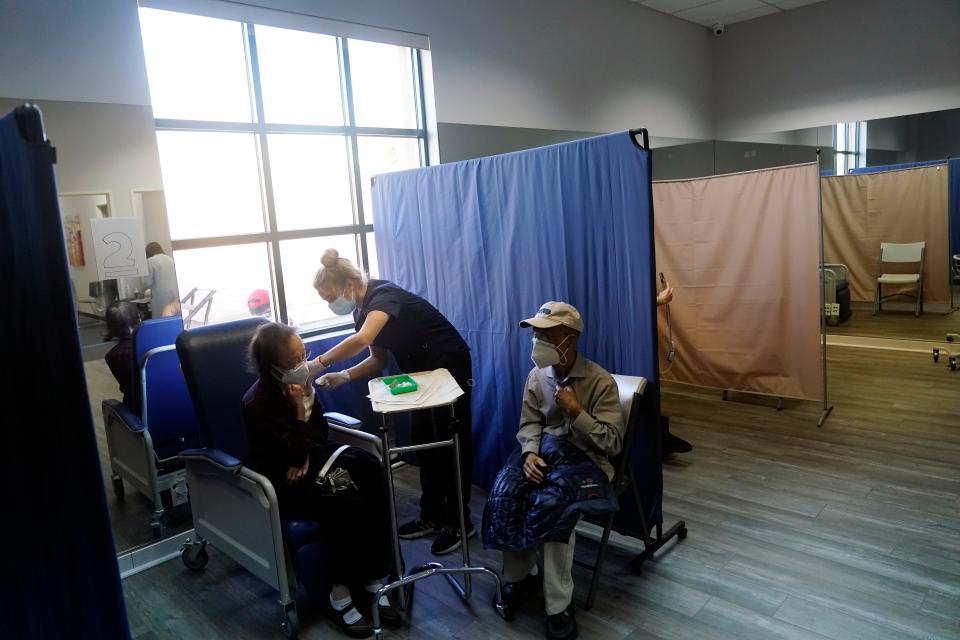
[0,106,130,638]
[372,131,662,531]
[851,159,960,256]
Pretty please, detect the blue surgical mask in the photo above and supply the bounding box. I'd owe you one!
[328,292,357,316]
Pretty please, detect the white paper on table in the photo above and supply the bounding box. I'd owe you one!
[368,369,463,413]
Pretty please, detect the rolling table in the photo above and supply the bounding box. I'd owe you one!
[367,369,505,638]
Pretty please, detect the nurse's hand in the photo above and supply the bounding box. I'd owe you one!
[317,371,351,390]
[307,356,329,378]
[657,277,674,306]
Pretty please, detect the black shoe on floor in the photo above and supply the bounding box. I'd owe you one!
[356,590,402,628]
[546,603,578,640]
[430,522,477,555]
[496,569,543,620]
[662,431,693,456]
[326,602,373,639]
[397,518,440,539]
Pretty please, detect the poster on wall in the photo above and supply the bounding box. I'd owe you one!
[90,217,148,282]
[65,215,85,267]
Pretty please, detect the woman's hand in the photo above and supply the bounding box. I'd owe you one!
[317,371,351,391]
[286,457,310,484]
[283,383,307,421]
[307,356,329,378]
[523,453,548,484]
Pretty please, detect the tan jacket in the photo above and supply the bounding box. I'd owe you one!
[516,355,624,480]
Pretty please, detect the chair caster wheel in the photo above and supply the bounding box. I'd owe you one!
[281,609,299,638]
[181,546,208,571]
[933,348,940,363]
[950,357,958,371]
[677,527,688,540]
[112,476,125,501]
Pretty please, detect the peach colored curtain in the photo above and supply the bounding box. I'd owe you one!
[822,166,950,303]
[654,163,823,401]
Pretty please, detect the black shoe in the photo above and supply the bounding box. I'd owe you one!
[326,602,373,638]
[356,589,402,628]
[546,603,578,640]
[496,569,542,620]
[431,522,477,555]
[662,431,692,456]
[397,518,440,539]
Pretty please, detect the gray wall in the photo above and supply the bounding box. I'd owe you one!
[713,0,960,139]
[437,123,600,164]
[0,0,714,140]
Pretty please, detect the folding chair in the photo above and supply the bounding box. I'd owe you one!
[874,241,926,316]
[575,374,687,610]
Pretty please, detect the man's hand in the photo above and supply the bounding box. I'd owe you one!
[554,385,583,418]
[523,453,548,484]
[286,457,310,484]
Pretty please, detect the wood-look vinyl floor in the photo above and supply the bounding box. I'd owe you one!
[122,345,960,639]
[827,299,960,342]
[86,360,193,552]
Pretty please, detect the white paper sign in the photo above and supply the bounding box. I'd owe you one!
[90,217,148,281]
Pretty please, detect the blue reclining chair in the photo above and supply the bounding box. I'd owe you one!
[102,315,200,537]
[175,317,382,639]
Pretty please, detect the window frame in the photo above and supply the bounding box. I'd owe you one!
[145,15,430,335]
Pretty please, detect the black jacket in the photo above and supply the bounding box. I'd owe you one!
[241,378,330,492]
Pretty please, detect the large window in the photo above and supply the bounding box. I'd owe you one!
[834,121,867,176]
[138,7,428,330]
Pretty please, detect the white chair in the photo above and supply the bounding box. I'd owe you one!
[874,241,925,317]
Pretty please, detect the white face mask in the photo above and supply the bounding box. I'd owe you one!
[531,335,572,369]
[328,288,357,316]
[275,359,312,387]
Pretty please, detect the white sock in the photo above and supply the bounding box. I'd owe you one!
[330,588,362,625]
[365,581,390,607]
[529,565,539,577]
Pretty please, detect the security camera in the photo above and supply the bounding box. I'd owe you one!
[712,23,725,36]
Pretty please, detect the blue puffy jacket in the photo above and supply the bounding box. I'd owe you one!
[482,434,618,551]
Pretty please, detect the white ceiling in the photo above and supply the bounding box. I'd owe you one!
[631,0,830,28]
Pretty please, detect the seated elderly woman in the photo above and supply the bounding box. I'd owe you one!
[243,322,399,638]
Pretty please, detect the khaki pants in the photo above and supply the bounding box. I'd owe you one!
[501,526,577,616]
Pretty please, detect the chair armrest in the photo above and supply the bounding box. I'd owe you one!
[324,412,362,429]
[102,398,145,433]
[178,447,243,472]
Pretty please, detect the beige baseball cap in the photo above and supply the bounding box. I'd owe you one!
[519,301,583,333]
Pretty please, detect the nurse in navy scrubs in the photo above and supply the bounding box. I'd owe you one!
[309,248,475,556]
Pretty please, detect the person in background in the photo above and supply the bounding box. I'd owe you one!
[247,289,272,318]
[103,301,142,409]
[310,248,476,556]
[243,322,399,638]
[144,242,179,316]
[655,275,692,456]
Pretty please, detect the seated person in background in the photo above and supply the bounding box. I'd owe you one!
[243,323,399,638]
[483,302,623,640]
[103,301,142,409]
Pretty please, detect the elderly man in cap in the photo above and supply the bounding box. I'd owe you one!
[483,301,624,640]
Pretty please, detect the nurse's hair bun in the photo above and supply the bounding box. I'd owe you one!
[321,248,340,268]
[315,248,364,289]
